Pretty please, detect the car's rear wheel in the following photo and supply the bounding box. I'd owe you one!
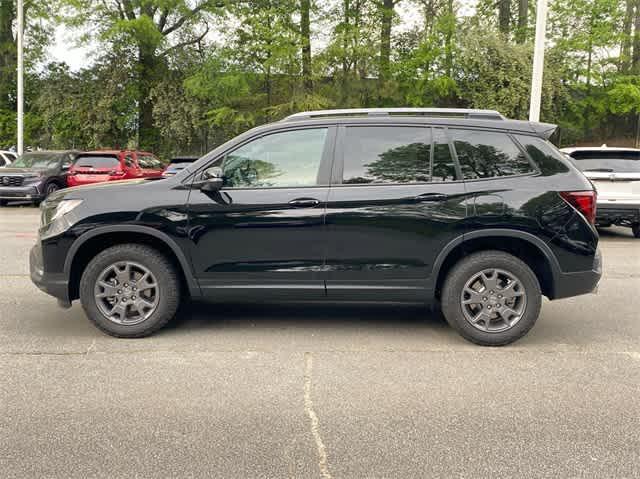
[441,250,541,346]
[0,199,6,207]
[79,244,180,337]
[632,223,640,238]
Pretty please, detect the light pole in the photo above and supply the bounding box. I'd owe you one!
[16,0,24,155]
[529,0,548,122]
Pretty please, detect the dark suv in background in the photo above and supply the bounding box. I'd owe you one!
[30,109,601,346]
[0,150,78,206]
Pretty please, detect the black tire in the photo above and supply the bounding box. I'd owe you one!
[441,250,542,346]
[44,181,60,198]
[79,244,180,338]
[632,223,640,238]
[0,199,6,206]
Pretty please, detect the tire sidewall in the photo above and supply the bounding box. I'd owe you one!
[80,245,179,337]
[441,252,542,346]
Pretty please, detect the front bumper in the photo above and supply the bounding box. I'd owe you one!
[596,203,640,225]
[29,242,70,303]
[553,249,602,299]
[0,184,44,201]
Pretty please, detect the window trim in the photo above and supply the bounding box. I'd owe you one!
[448,127,541,182]
[197,125,337,191]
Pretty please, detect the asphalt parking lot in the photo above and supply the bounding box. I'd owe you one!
[1,204,639,478]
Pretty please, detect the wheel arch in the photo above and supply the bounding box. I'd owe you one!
[65,225,200,301]
[432,229,561,300]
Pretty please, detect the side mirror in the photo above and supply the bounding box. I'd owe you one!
[195,166,224,192]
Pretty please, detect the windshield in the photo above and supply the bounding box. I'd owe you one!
[569,150,640,173]
[74,155,120,169]
[11,152,63,169]
[166,164,188,172]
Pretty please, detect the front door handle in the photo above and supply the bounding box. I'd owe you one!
[289,198,320,207]
[414,193,448,202]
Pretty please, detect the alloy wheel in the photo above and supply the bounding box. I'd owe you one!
[460,268,527,333]
[46,183,59,196]
[94,261,159,325]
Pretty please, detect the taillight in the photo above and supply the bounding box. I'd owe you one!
[67,170,77,176]
[560,190,597,224]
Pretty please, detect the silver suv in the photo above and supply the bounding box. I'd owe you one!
[561,146,640,238]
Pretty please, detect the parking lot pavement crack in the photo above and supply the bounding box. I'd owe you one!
[304,352,332,479]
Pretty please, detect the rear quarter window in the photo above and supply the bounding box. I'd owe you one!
[450,129,535,179]
[515,135,570,176]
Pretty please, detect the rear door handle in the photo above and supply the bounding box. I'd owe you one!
[289,198,320,207]
[414,193,448,202]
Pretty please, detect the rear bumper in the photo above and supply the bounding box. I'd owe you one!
[30,243,70,303]
[596,203,640,225]
[0,185,44,200]
[553,249,602,299]
[68,177,113,186]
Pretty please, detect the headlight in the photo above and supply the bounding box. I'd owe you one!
[22,173,44,184]
[39,199,83,239]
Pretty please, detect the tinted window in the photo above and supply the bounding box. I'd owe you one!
[432,128,457,181]
[515,135,570,175]
[568,150,640,173]
[342,127,431,184]
[74,155,119,168]
[451,129,534,179]
[223,128,327,188]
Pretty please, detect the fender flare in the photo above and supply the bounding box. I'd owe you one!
[64,225,201,297]
[430,228,561,290]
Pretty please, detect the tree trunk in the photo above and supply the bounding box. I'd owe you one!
[516,0,528,44]
[137,46,159,150]
[342,0,350,77]
[620,0,634,72]
[498,0,510,35]
[633,0,640,73]
[379,0,394,83]
[301,0,312,93]
[444,0,454,78]
[0,0,16,110]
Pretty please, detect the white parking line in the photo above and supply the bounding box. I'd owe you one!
[304,352,332,479]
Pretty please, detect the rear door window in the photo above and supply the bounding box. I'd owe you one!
[74,155,120,169]
[450,129,535,179]
[342,126,431,184]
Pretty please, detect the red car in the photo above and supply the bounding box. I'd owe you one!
[67,150,166,187]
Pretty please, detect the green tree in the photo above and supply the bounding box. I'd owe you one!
[60,0,226,149]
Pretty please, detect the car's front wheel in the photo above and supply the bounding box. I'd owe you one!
[441,250,542,346]
[632,223,640,238]
[79,244,180,337]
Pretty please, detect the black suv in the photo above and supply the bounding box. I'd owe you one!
[0,150,78,206]
[30,109,601,346]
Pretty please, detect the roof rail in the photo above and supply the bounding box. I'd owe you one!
[283,108,505,121]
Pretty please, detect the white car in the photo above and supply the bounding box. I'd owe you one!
[0,150,17,167]
[561,146,640,238]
